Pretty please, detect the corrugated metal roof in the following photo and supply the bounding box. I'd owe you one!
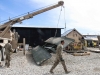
[62,28,83,37]
[84,35,98,40]
[12,25,64,29]
[61,29,73,36]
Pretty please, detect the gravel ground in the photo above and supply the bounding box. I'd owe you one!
[0,49,100,75]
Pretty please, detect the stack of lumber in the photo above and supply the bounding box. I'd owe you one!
[73,52,90,56]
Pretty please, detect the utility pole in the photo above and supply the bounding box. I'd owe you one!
[97,36,100,50]
[64,24,66,32]
[23,38,26,55]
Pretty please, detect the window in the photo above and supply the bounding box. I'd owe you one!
[0,40,3,43]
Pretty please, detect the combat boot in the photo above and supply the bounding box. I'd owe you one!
[65,71,70,74]
[50,70,54,74]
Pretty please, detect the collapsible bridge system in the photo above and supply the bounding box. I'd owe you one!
[32,36,74,65]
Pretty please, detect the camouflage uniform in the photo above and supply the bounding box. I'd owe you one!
[4,43,13,67]
[50,44,68,73]
[0,45,4,61]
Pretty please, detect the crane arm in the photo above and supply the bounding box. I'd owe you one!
[0,1,64,37]
[2,1,64,26]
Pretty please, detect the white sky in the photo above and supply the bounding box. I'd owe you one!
[29,0,100,35]
[1,0,100,35]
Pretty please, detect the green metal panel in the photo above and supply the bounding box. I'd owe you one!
[45,36,74,48]
[44,47,56,53]
[32,36,74,66]
[32,46,51,65]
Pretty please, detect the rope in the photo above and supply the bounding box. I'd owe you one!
[42,6,63,47]
[63,6,67,32]
[54,6,62,37]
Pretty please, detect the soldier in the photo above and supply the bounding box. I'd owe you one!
[4,40,13,68]
[50,40,70,74]
[0,45,4,61]
[0,45,3,67]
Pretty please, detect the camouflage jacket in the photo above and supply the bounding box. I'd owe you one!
[4,43,13,54]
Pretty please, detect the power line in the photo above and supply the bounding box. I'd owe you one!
[63,6,67,32]
[54,6,62,37]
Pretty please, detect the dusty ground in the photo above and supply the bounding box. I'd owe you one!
[0,48,100,75]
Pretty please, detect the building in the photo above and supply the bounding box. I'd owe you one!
[83,35,98,47]
[62,28,83,50]
[62,28,83,42]
[11,26,63,47]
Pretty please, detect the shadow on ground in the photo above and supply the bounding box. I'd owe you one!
[25,51,55,66]
[25,51,36,65]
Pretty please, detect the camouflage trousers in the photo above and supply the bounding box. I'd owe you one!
[5,54,10,67]
[50,58,68,72]
[1,49,4,61]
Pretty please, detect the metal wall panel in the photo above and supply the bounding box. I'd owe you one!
[32,46,51,65]
[11,27,61,47]
[45,36,75,48]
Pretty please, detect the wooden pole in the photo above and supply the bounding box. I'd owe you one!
[23,38,25,55]
[97,36,100,50]
[73,52,90,56]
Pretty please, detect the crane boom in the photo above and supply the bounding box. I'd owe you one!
[0,1,64,37]
[2,1,64,26]
[12,1,64,25]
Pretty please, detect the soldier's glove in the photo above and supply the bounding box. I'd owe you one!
[60,58,64,61]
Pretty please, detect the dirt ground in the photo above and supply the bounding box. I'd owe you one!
[0,48,100,75]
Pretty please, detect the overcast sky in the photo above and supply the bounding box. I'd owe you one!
[0,0,100,35]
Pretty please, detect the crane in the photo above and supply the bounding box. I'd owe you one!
[0,1,64,48]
